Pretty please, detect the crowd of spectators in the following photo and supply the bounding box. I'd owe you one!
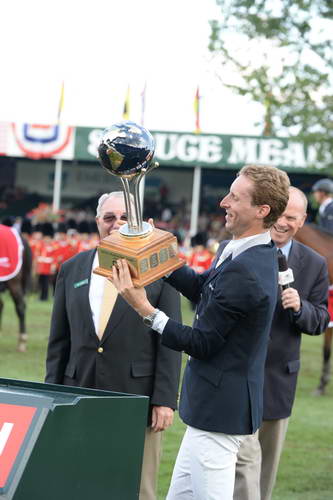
[0,195,227,301]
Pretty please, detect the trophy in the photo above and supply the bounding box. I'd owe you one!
[93,121,185,287]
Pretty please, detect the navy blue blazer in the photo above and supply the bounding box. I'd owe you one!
[263,240,329,420]
[163,241,278,435]
[319,200,333,233]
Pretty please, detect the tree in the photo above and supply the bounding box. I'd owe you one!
[209,0,333,168]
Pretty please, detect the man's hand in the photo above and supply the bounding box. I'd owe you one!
[110,259,155,317]
[281,287,301,312]
[151,406,174,432]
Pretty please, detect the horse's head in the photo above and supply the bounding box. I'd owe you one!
[295,223,333,284]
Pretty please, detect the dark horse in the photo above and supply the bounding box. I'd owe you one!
[0,235,32,352]
[294,223,333,395]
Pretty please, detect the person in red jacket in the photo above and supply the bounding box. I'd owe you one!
[187,232,213,310]
[77,220,93,253]
[53,222,77,269]
[28,223,43,293]
[36,223,56,301]
[188,232,213,273]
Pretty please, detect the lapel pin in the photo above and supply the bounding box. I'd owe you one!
[74,278,89,288]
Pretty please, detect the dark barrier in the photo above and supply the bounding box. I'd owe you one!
[0,378,149,500]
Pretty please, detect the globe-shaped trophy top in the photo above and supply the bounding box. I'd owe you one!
[98,121,155,179]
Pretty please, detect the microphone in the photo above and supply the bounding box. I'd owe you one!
[278,251,298,321]
[277,251,294,290]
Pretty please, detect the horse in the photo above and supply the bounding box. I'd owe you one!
[0,230,32,352]
[294,223,333,395]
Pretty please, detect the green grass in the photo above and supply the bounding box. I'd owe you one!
[0,293,332,499]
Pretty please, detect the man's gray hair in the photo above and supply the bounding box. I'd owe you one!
[96,191,134,217]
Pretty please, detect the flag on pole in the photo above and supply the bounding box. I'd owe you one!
[54,81,65,214]
[194,86,201,134]
[57,81,65,123]
[141,81,147,126]
[123,85,130,120]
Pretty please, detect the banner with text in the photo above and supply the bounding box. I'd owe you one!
[0,121,328,173]
[74,126,325,173]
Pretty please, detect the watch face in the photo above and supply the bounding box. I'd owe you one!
[143,309,158,327]
[143,317,153,327]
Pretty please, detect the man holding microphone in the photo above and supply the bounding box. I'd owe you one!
[234,187,330,500]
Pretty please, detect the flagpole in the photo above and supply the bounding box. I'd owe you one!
[53,158,62,213]
[52,82,64,214]
[190,165,202,236]
[190,86,202,234]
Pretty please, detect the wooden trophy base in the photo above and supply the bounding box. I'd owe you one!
[93,227,185,287]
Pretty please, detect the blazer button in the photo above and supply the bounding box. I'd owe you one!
[97,347,104,353]
[196,314,199,320]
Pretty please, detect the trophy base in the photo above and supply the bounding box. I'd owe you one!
[93,227,185,287]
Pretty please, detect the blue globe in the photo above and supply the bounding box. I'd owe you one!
[98,121,155,179]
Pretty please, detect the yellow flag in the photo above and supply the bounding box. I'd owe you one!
[123,85,130,120]
[194,86,201,134]
[57,81,65,123]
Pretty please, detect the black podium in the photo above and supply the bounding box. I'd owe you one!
[0,378,149,500]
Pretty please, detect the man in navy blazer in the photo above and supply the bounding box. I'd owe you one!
[234,187,330,500]
[312,178,333,233]
[111,164,290,499]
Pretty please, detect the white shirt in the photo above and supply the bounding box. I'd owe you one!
[89,252,107,335]
[152,231,272,334]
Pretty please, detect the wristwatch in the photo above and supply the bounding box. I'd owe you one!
[142,309,160,327]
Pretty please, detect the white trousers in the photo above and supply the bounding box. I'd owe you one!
[167,426,246,500]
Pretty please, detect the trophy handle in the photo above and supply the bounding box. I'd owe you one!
[120,162,160,236]
[120,177,139,232]
[145,161,159,174]
[133,162,159,232]
[133,172,145,233]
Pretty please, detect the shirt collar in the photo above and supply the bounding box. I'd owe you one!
[222,231,271,261]
[277,239,292,259]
